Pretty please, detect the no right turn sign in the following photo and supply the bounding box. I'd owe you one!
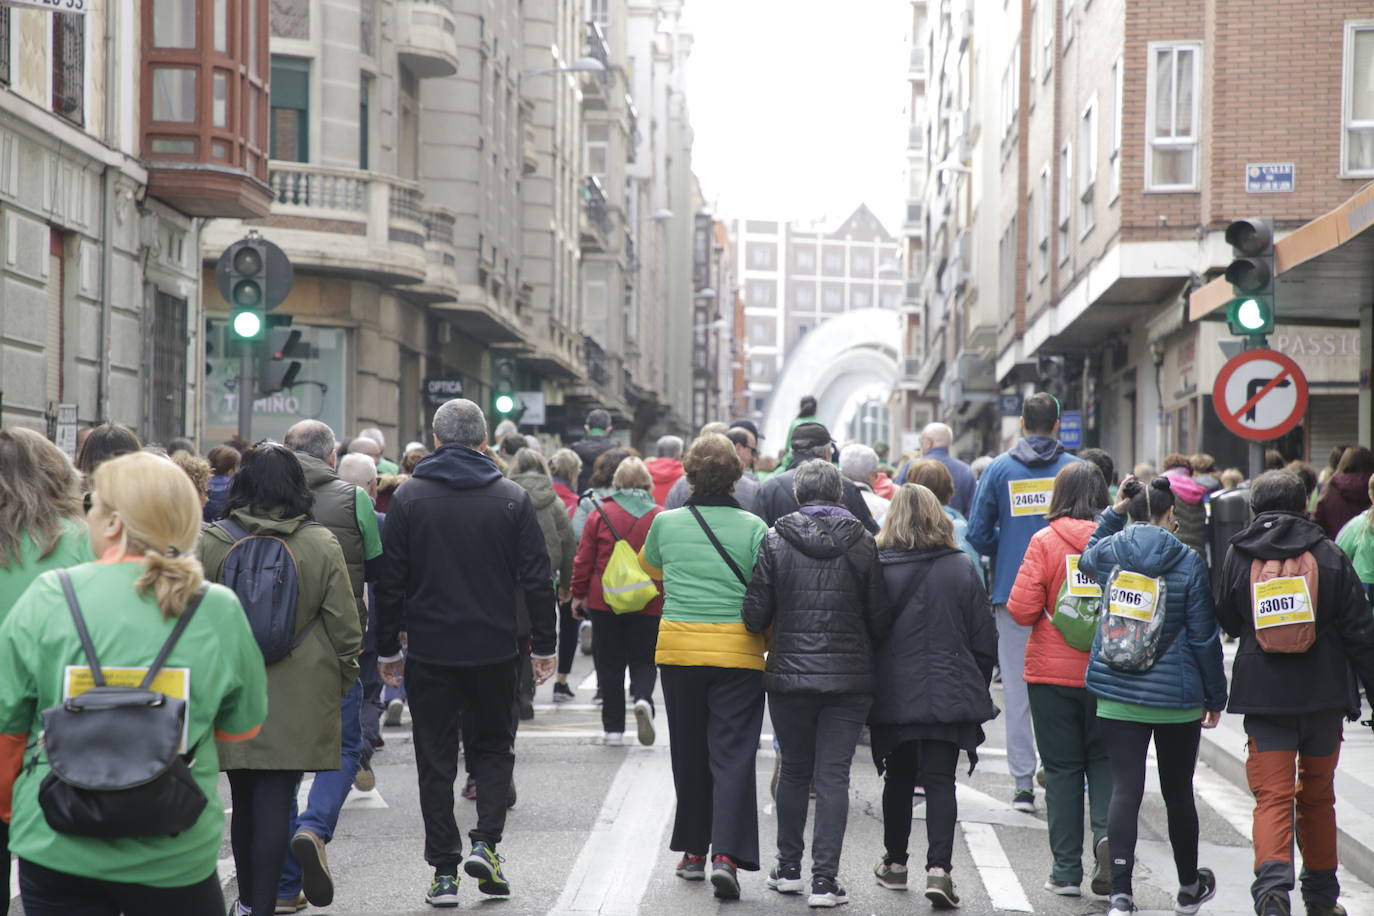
[1212,349,1309,441]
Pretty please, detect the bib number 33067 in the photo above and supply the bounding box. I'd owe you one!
[1008,478,1054,517]
[1108,572,1160,622]
[1252,577,1315,630]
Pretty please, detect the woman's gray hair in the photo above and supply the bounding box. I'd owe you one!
[548,448,582,482]
[512,448,549,477]
[838,443,878,483]
[433,399,487,447]
[793,459,843,505]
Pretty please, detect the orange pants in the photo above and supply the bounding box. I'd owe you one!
[1247,738,1340,874]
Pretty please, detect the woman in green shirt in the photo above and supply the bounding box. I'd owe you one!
[0,450,269,915]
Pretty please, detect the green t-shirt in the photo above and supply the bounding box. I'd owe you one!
[1096,698,1203,724]
[1337,511,1374,584]
[0,519,94,622]
[354,487,383,561]
[376,457,399,475]
[0,562,268,886]
[641,505,768,623]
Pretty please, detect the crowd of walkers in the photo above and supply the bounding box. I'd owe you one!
[0,392,1372,916]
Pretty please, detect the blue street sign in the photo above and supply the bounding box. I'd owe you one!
[999,393,1023,417]
[1060,410,1083,449]
[1245,163,1294,194]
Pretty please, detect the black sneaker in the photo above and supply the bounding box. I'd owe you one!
[1011,789,1036,813]
[507,779,517,809]
[1175,867,1216,915]
[424,873,459,908]
[710,855,740,899]
[766,862,804,894]
[1260,894,1292,916]
[463,841,510,896]
[553,681,575,703]
[1306,905,1347,916]
[925,869,959,909]
[1110,894,1137,914]
[1091,836,1111,896]
[809,875,849,908]
[675,853,706,881]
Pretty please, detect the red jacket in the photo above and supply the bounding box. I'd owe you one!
[553,480,579,515]
[1313,472,1372,541]
[646,458,685,507]
[1006,517,1097,687]
[571,496,663,615]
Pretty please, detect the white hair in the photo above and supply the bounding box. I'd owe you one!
[920,422,953,449]
[839,443,879,483]
[358,427,386,450]
[338,452,378,487]
[433,399,487,447]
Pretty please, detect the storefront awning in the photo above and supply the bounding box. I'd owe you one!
[1188,181,1374,326]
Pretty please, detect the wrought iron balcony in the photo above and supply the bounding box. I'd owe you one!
[580,176,613,252]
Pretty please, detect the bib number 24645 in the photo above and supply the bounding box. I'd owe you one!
[1009,479,1054,518]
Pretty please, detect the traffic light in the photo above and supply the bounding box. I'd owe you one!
[492,356,521,421]
[1223,217,1275,338]
[258,316,303,396]
[226,238,268,340]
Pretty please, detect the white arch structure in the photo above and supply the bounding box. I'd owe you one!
[762,308,901,447]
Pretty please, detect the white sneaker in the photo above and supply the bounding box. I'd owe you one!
[579,620,594,655]
[634,699,656,746]
[603,732,624,746]
[383,698,404,727]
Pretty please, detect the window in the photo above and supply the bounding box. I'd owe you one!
[359,74,372,169]
[1110,56,1123,199]
[1041,0,1053,78]
[853,288,871,309]
[360,0,375,56]
[52,13,84,124]
[1038,165,1050,280]
[585,123,608,178]
[1029,4,1038,106]
[794,246,816,270]
[1024,191,1035,300]
[1001,45,1020,139]
[1063,0,1074,48]
[1079,96,1097,233]
[1058,142,1072,262]
[999,221,1016,320]
[794,284,815,308]
[150,292,188,446]
[823,248,844,273]
[587,0,608,26]
[270,56,310,161]
[153,0,195,48]
[1146,43,1201,190]
[0,6,9,86]
[852,251,873,275]
[1343,23,1374,175]
[822,284,843,309]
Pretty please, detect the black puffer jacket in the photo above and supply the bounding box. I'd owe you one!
[754,460,880,534]
[742,507,892,694]
[1215,510,1374,718]
[871,548,999,727]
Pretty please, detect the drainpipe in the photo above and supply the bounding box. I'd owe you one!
[97,0,120,421]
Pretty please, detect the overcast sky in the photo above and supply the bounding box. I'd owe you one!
[683,0,910,234]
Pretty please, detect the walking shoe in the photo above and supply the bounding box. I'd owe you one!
[370,733,385,749]
[603,731,624,746]
[1011,789,1036,813]
[553,681,576,703]
[461,774,477,800]
[275,892,307,914]
[1306,905,1346,916]
[232,899,252,916]
[383,697,404,727]
[463,841,510,896]
[507,779,517,809]
[710,855,740,899]
[925,868,959,909]
[913,785,925,797]
[1259,893,1292,916]
[1110,894,1137,913]
[1036,767,1046,788]
[518,700,535,721]
[1091,836,1111,896]
[873,856,908,890]
[766,862,804,894]
[675,853,707,880]
[290,828,334,906]
[579,619,593,655]
[1044,879,1081,896]
[808,875,849,908]
[1175,867,1217,915]
[425,873,459,907]
[353,760,376,792]
[634,698,656,746]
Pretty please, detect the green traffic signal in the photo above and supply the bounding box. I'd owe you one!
[232,309,264,339]
[495,394,516,415]
[1222,217,1274,339]
[1226,296,1273,337]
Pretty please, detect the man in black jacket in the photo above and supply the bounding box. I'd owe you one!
[571,408,617,492]
[1214,470,1374,916]
[743,461,892,907]
[754,422,879,534]
[376,398,556,906]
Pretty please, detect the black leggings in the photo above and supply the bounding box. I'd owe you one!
[882,739,960,872]
[557,599,579,675]
[18,857,224,916]
[1097,716,1202,896]
[227,769,303,915]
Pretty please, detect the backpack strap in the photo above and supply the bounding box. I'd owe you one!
[57,569,105,688]
[211,518,250,543]
[687,505,749,588]
[590,496,625,542]
[138,584,210,690]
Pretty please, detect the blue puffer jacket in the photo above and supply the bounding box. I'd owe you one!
[1079,508,1228,712]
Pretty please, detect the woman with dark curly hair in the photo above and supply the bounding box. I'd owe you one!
[638,434,769,899]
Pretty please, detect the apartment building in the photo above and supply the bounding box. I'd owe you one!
[904,0,1373,468]
[736,206,903,427]
[1,0,233,443]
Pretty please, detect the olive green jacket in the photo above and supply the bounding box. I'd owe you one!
[200,507,361,772]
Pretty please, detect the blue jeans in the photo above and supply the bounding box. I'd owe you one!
[279,681,364,897]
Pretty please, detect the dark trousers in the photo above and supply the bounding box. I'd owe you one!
[359,649,384,753]
[882,739,960,872]
[18,858,224,916]
[1029,683,1112,883]
[557,599,579,675]
[1098,716,1202,897]
[408,657,518,870]
[1,819,8,916]
[226,769,303,916]
[1244,712,1344,909]
[769,692,871,878]
[590,610,660,733]
[660,664,766,871]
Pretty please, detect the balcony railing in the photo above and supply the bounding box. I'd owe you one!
[902,356,922,379]
[269,162,427,251]
[389,185,424,224]
[580,176,613,247]
[584,334,610,386]
[424,207,455,246]
[583,21,611,93]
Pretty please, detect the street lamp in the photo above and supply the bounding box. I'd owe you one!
[518,57,607,86]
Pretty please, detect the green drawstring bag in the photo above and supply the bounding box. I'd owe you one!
[591,499,658,615]
[1049,554,1101,651]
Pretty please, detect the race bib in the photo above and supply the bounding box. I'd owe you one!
[1252,576,1315,630]
[1008,478,1054,517]
[1108,572,1160,622]
[64,666,192,752]
[1064,555,1101,597]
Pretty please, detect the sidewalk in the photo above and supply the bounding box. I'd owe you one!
[1197,641,1374,886]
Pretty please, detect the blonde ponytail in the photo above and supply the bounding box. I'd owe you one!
[136,551,206,621]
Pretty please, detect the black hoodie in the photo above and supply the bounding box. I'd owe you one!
[741,508,892,694]
[1215,510,1374,718]
[375,444,556,666]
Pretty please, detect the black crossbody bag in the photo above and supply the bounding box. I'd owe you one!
[687,506,750,588]
[34,570,210,838]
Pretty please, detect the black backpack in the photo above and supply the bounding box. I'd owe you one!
[212,518,318,663]
[35,570,210,838]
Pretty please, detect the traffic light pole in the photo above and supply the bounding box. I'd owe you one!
[1245,335,1266,481]
[238,343,254,442]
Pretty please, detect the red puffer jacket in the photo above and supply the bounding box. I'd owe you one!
[570,496,663,615]
[1006,516,1097,687]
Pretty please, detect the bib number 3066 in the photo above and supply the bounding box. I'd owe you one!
[1108,572,1160,622]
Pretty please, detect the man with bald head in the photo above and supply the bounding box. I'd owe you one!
[348,434,383,467]
[916,422,975,517]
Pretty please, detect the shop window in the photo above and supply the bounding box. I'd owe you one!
[270,56,310,162]
[150,292,188,446]
[52,13,85,125]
